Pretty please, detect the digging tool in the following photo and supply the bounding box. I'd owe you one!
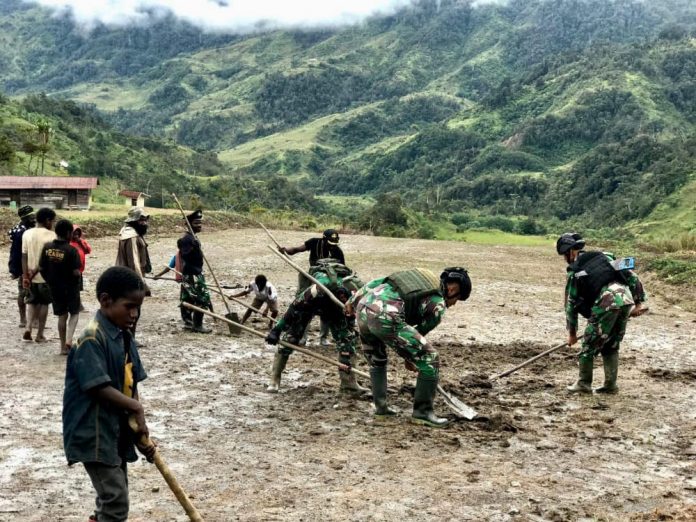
[489,336,584,381]
[146,275,179,282]
[260,254,478,420]
[227,295,279,324]
[267,245,346,310]
[256,220,283,250]
[127,417,204,522]
[183,303,356,374]
[171,193,240,334]
[146,275,230,300]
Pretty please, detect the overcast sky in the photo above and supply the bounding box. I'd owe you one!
[26,0,507,32]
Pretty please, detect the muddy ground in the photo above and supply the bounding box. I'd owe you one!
[0,228,694,521]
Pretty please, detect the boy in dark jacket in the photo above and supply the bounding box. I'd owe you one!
[63,266,155,522]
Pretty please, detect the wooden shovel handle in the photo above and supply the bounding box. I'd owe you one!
[128,417,204,522]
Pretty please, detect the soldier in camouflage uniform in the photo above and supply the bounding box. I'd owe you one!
[558,233,648,394]
[346,267,472,428]
[264,261,368,395]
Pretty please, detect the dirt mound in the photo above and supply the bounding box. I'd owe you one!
[643,368,696,382]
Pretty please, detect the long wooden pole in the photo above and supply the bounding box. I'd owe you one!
[128,417,204,522]
[171,193,233,316]
[183,303,362,376]
[489,337,583,381]
[256,220,283,249]
[267,245,346,310]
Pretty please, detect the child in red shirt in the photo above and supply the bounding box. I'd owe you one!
[71,225,92,308]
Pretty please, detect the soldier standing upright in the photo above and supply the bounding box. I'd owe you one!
[177,210,212,334]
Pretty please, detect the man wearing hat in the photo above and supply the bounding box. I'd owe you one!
[278,229,345,346]
[115,207,152,333]
[177,209,212,333]
[8,205,36,327]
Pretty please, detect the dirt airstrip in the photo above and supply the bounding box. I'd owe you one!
[0,228,694,521]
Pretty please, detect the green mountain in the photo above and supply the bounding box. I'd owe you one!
[1,0,695,235]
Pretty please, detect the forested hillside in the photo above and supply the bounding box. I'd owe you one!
[1,0,695,235]
[0,93,322,212]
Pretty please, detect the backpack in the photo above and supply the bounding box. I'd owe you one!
[385,268,442,325]
[309,259,363,294]
[569,251,630,318]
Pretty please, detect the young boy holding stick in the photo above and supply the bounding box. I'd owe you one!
[63,266,155,521]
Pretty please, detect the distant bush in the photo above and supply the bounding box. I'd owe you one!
[517,217,547,236]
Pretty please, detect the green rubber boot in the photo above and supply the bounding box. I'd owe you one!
[370,366,397,417]
[266,352,289,393]
[567,357,593,393]
[411,374,449,428]
[338,354,369,395]
[595,351,619,394]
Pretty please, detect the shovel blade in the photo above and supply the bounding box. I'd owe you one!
[225,312,242,335]
[437,384,478,420]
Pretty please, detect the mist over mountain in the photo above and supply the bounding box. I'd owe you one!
[1,0,695,234]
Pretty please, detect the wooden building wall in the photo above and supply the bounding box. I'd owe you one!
[0,189,92,209]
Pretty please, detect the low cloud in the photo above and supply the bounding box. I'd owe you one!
[25,1,511,33]
[26,0,414,32]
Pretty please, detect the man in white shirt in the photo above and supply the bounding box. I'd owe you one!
[21,207,57,342]
[229,274,279,328]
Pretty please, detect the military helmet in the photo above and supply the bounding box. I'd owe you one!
[556,232,585,255]
[440,267,472,302]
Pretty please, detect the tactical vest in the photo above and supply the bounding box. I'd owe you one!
[569,251,625,318]
[386,268,442,325]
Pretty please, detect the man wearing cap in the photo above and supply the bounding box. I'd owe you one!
[177,209,212,333]
[115,207,152,333]
[8,205,36,328]
[278,229,345,346]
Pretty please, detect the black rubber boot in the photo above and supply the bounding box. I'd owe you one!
[180,305,193,328]
[267,352,289,392]
[191,311,212,334]
[595,351,619,394]
[412,374,449,428]
[338,354,369,395]
[370,366,397,417]
[567,357,593,393]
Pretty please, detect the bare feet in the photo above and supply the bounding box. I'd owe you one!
[34,335,48,343]
[60,344,71,356]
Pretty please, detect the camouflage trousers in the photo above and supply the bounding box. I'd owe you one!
[180,274,211,309]
[274,300,358,357]
[579,304,632,363]
[355,303,439,378]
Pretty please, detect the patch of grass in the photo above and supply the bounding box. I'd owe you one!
[433,221,549,246]
[645,255,696,286]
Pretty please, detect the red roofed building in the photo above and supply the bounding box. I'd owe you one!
[0,176,99,210]
[118,190,149,207]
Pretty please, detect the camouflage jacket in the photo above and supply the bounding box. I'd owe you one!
[348,277,446,335]
[565,251,647,334]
